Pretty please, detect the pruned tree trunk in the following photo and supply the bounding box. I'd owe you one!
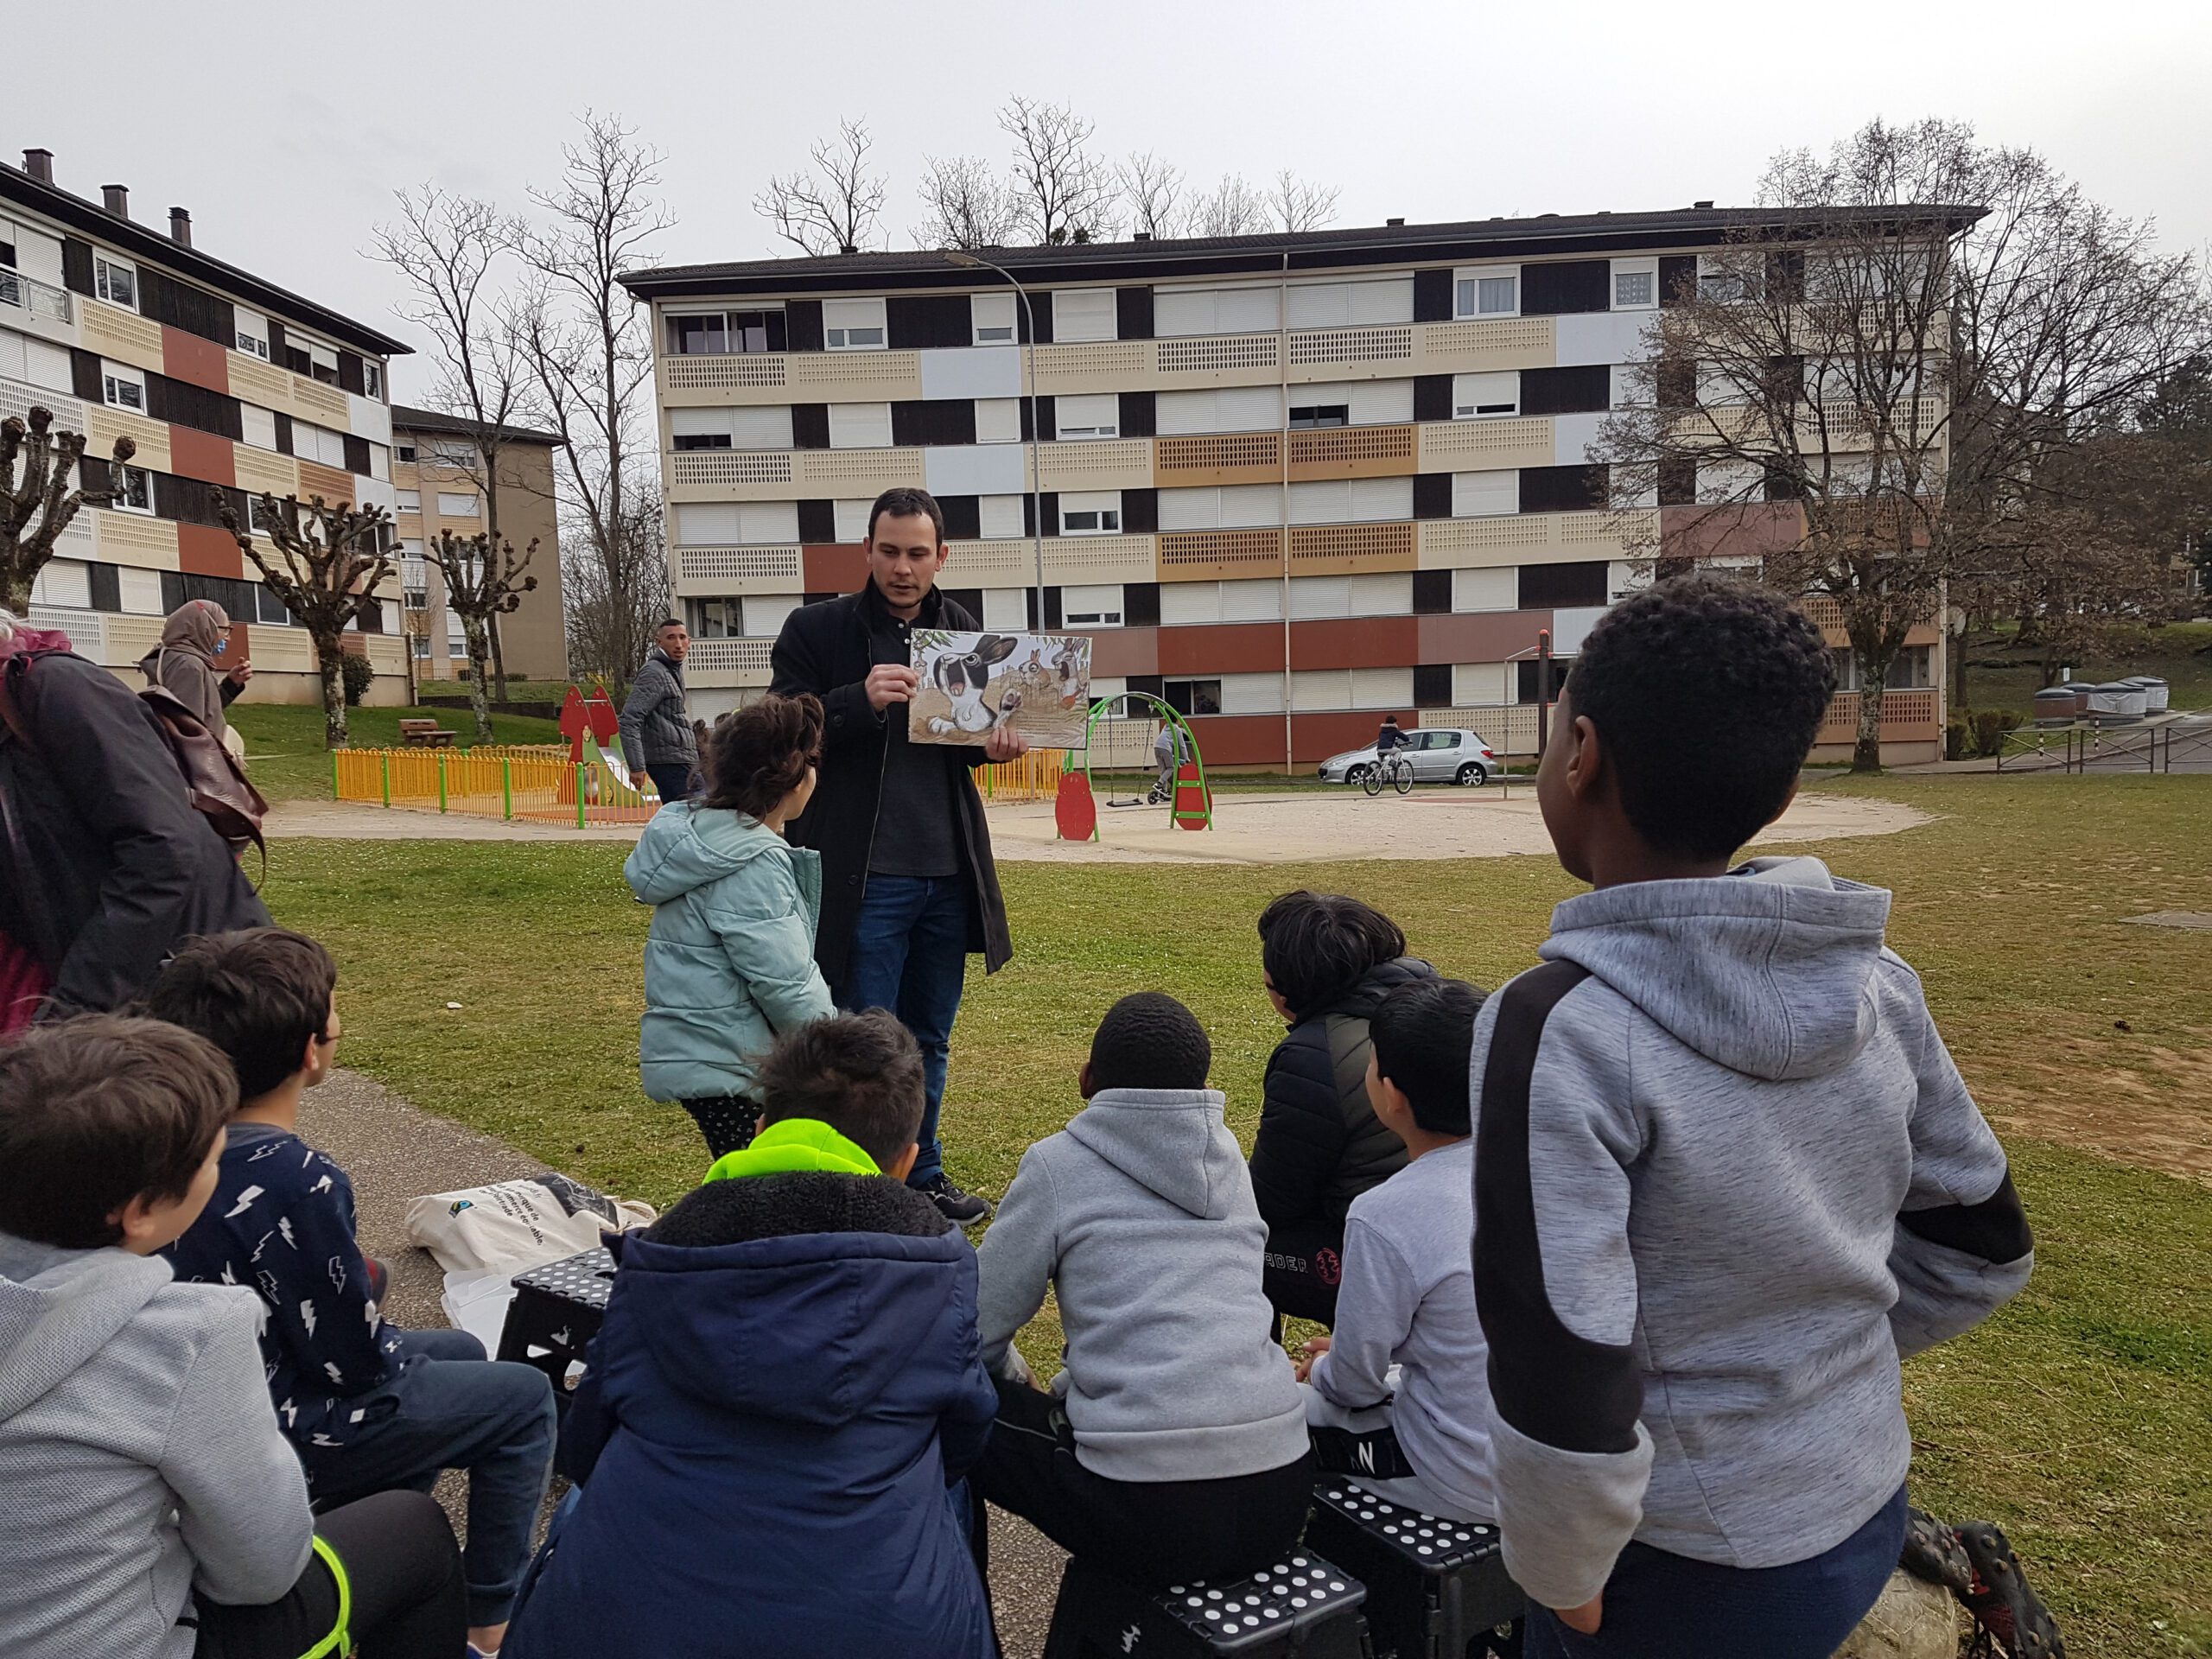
[316,646,348,748]
[490,613,508,703]
[463,616,494,739]
[1853,662,1887,773]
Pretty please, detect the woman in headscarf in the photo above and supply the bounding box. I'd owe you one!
[140,599,251,751]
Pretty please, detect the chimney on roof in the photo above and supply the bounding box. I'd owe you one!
[1133,232,1150,242]
[1386,217,1404,227]
[168,207,193,247]
[1694,199,1714,210]
[22,148,53,183]
[102,183,129,218]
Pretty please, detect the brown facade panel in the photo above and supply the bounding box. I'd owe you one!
[1286,521,1414,576]
[1185,715,1286,768]
[1154,432,1281,489]
[166,425,237,490]
[1286,424,1415,482]
[1089,626,1160,679]
[1414,609,1554,664]
[176,522,244,580]
[1293,711,1413,766]
[1156,621,1286,677]
[801,543,868,593]
[1658,501,1805,563]
[1288,615,1419,672]
[296,459,357,504]
[1157,528,1284,584]
[160,326,230,397]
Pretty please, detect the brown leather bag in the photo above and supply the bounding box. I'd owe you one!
[0,650,269,875]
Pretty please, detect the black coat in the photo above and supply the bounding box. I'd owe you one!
[0,649,270,1014]
[768,580,1012,991]
[1248,956,1440,1231]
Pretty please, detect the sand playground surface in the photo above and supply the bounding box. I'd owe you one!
[270,785,1930,864]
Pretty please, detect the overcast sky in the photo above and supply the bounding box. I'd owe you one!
[15,0,2208,402]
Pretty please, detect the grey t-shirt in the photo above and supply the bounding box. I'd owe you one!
[868,616,960,879]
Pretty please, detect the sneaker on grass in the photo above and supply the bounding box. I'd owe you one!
[915,1173,992,1228]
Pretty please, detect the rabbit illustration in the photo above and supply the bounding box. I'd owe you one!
[993,687,1024,733]
[927,634,1020,736]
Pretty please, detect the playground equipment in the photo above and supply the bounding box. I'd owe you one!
[1055,693,1212,840]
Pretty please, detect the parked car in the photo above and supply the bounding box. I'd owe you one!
[1319,728,1498,787]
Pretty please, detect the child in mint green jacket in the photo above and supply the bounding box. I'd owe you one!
[625,694,834,1159]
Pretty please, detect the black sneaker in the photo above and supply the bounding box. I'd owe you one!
[917,1173,993,1227]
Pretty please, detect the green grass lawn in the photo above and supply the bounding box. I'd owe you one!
[259,773,2212,1653]
[229,702,567,802]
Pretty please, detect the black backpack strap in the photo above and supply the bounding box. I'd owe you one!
[1472,960,1643,1457]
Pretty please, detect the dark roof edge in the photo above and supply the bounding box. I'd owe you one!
[1,162,411,357]
[390,404,562,447]
[619,204,1990,300]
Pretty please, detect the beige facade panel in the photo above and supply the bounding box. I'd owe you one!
[789,351,923,401]
[1414,318,1556,374]
[1032,340,1150,391]
[1043,534,1158,585]
[1415,509,1659,570]
[289,376,353,428]
[232,447,300,499]
[794,448,925,492]
[1416,417,1557,472]
[79,300,164,372]
[0,377,84,431]
[1033,438,1153,492]
[90,509,180,567]
[87,406,171,473]
[1288,521,1416,575]
[943,540,1038,586]
[1155,431,1282,488]
[676,545,804,594]
[1287,326,1414,372]
[1154,333,1281,385]
[226,353,294,415]
[666,450,798,493]
[296,459,358,504]
[105,613,166,664]
[1287,424,1415,481]
[250,628,318,673]
[1158,528,1286,583]
[662,354,791,397]
[688,637,773,688]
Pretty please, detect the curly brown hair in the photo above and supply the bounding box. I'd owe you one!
[701,692,824,820]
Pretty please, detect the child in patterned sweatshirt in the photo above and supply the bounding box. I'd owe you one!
[152,928,555,1659]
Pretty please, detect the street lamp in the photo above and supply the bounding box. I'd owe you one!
[945,250,1046,630]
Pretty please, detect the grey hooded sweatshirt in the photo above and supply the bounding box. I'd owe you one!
[0,1233,315,1659]
[1470,857,2033,1612]
[975,1088,1309,1482]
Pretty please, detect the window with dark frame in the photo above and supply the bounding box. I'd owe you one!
[1287,403,1351,429]
[1163,677,1222,717]
[1517,559,1611,610]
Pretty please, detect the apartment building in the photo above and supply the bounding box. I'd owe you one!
[623,207,1952,767]
[391,406,567,684]
[3,148,410,703]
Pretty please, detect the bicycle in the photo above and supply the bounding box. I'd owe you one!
[1361,752,1414,797]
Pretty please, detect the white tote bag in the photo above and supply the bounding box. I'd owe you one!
[404,1173,656,1274]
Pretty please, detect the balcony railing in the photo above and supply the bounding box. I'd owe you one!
[1817,689,1940,742]
[687,638,774,684]
[0,268,72,325]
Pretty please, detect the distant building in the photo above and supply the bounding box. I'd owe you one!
[3,146,411,703]
[623,208,1948,766]
[390,406,566,685]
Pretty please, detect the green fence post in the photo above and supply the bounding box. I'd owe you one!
[380,751,390,809]
[329,747,340,800]
[437,751,448,814]
[575,765,587,830]
[502,757,513,823]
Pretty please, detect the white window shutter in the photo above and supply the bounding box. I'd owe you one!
[728,405,794,448]
[1051,289,1117,342]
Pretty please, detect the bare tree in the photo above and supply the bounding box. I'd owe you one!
[428,528,537,737]
[1270,170,1339,234]
[1596,118,2211,770]
[371,186,543,697]
[505,111,671,702]
[755,119,887,257]
[563,484,669,692]
[2,409,135,613]
[219,494,394,748]
[999,97,1117,245]
[1120,151,1186,239]
[916,154,1017,251]
[1187,175,1273,238]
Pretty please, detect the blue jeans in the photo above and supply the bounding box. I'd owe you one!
[1524,1484,1908,1659]
[299,1326,557,1629]
[645,761,697,803]
[838,873,969,1185]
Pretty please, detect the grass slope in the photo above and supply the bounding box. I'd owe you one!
[229,703,566,802]
[262,773,2212,1653]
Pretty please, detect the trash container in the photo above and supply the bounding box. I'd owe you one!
[2126,676,2170,714]
[2089,683,2142,722]
[2056,680,2098,717]
[2032,688,2078,728]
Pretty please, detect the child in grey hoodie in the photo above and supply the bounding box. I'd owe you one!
[0,1014,465,1659]
[1475,577,2033,1659]
[971,993,1314,1590]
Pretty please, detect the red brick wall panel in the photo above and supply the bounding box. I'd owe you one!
[1287,615,1418,671]
[1089,626,1159,679]
[161,326,230,396]
[167,425,236,489]
[803,543,869,593]
[1184,714,1284,767]
[177,522,243,578]
[1293,710,1416,766]
[1156,621,1284,677]
[1414,610,1553,664]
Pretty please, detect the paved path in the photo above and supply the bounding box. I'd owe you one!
[272,785,1931,866]
[302,1071,1068,1655]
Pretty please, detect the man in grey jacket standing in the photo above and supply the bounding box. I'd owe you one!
[620,620,699,802]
